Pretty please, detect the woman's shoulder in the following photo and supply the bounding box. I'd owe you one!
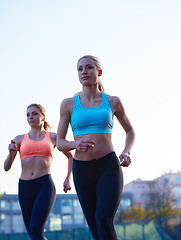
[49,132,57,146]
[105,93,125,113]
[61,96,75,108]
[15,134,25,142]
[106,94,122,108]
[60,96,77,116]
[14,134,25,149]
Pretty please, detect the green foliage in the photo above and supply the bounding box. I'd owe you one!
[116,203,181,223]
[116,205,147,223]
[116,177,181,223]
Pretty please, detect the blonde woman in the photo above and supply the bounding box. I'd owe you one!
[4,103,72,240]
[57,56,135,240]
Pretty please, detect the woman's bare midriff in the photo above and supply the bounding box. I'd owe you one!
[74,133,114,160]
[20,156,52,180]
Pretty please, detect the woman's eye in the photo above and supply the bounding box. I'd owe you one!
[87,65,93,69]
[78,67,83,71]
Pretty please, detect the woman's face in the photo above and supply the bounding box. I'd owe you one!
[77,58,102,87]
[26,106,45,128]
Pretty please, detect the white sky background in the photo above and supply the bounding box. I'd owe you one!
[0,0,180,194]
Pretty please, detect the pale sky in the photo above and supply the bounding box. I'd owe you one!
[0,0,181,194]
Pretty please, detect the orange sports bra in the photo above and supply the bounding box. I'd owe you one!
[19,132,54,160]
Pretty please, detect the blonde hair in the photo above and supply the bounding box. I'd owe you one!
[77,55,105,92]
[27,103,51,131]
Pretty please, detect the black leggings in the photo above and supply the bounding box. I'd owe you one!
[18,174,56,240]
[73,152,123,240]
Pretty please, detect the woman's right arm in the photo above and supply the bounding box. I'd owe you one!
[56,98,96,152]
[4,138,18,171]
[56,98,77,151]
[4,135,23,171]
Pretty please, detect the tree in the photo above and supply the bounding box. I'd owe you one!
[116,205,147,223]
[146,177,181,218]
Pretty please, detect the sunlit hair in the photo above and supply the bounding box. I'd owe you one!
[77,55,105,92]
[27,103,51,131]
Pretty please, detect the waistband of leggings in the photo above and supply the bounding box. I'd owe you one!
[19,174,52,184]
[73,151,117,165]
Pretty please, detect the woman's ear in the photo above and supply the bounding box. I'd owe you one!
[98,69,102,77]
[41,116,45,122]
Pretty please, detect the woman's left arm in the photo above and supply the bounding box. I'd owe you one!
[62,151,73,193]
[51,132,73,192]
[110,96,135,167]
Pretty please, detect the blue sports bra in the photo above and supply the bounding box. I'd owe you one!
[70,92,114,137]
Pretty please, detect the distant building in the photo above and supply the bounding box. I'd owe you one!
[123,171,181,209]
[119,192,133,210]
[3,172,180,234]
[0,192,131,234]
[123,178,157,208]
[0,194,87,234]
